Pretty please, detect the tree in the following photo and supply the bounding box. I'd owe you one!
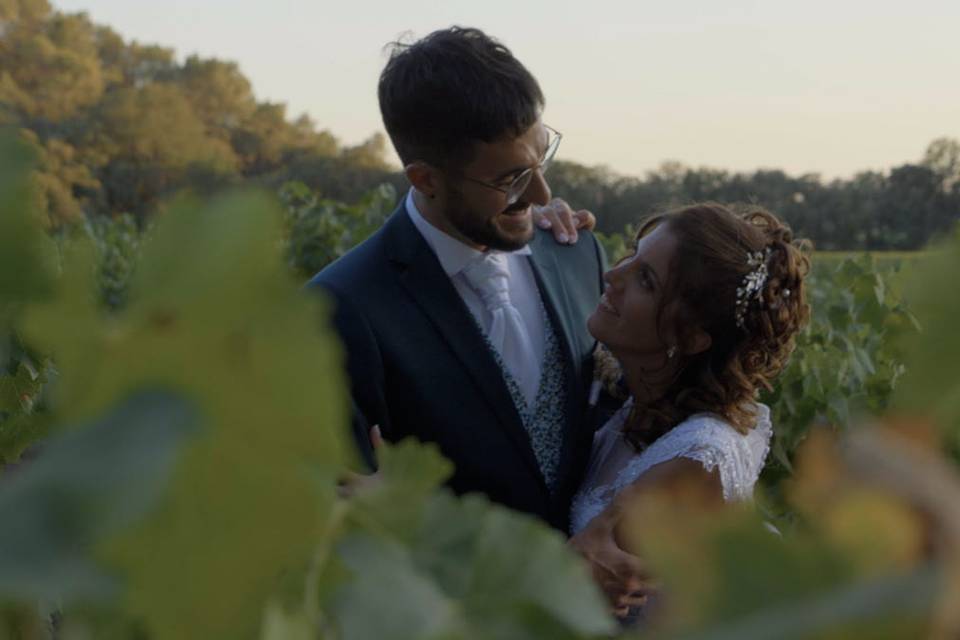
[175,56,256,142]
[0,10,104,124]
[22,130,99,228]
[339,132,392,170]
[922,137,960,192]
[90,84,238,217]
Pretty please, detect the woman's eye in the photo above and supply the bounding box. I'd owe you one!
[638,269,654,290]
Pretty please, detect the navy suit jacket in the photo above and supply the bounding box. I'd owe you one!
[308,202,606,531]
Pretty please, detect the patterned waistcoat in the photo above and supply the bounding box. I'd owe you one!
[478,304,568,490]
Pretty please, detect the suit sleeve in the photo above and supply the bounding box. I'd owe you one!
[311,281,388,472]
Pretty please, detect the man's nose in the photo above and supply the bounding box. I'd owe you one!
[521,168,551,206]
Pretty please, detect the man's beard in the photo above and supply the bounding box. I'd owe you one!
[444,186,535,252]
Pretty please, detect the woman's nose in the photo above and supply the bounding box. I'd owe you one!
[602,268,621,290]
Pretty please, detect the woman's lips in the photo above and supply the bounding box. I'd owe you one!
[599,293,619,316]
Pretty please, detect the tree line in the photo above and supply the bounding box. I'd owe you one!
[3,0,958,249]
[549,142,960,251]
[0,0,395,229]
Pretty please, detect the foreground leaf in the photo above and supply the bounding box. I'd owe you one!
[0,390,198,603]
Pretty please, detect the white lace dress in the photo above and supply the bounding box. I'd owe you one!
[570,401,773,535]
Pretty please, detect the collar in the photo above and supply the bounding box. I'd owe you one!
[405,188,532,278]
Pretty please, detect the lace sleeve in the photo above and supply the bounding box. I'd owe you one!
[612,404,773,502]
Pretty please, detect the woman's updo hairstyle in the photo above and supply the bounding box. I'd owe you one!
[622,202,811,449]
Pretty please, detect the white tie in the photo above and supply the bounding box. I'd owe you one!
[461,253,541,407]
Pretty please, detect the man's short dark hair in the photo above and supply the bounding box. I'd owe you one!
[378,26,545,169]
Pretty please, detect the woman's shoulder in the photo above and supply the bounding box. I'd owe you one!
[639,403,772,501]
[665,403,771,449]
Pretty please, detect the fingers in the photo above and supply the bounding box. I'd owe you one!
[574,209,597,231]
[593,546,652,607]
[369,424,383,449]
[534,198,583,244]
[569,515,653,610]
[552,199,578,244]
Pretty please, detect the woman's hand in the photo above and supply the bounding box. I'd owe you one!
[532,198,596,245]
[569,507,654,618]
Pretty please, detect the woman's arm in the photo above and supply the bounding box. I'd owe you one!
[569,457,724,614]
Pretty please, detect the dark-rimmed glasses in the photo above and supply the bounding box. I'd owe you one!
[461,125,562,206]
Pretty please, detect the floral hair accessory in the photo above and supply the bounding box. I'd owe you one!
[735,247,772,328]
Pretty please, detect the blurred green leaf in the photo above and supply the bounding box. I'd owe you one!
[894,227,960,445]
[24,191,352,638]
[0,134,56,310]
[327,441,614,639]
[332,533,460,640]
[0,390,198,604]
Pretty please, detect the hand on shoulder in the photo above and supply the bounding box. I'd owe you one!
[532,198,596,245]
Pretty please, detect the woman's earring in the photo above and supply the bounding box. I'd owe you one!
[667,345,678,360]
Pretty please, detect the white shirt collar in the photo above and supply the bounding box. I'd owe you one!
[405,189,532,278]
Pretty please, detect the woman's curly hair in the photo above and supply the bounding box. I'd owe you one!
[617,202,811,450]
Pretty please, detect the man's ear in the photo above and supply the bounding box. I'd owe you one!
[683,328,712,357]
[404,162,441,199]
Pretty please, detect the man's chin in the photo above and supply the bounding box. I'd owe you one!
[487,227,534,251]
[489,209,534,250]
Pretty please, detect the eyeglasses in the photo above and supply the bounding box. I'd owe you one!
[461,125,562,206]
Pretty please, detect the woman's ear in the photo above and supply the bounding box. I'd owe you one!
[683,328,712,357]
[404,162,441,200]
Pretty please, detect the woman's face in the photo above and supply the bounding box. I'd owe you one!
[587,222,680,358]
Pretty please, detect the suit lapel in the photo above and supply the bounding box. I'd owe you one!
[384,207,547,485]
[528,233,584,384]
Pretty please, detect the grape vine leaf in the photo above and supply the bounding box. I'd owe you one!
[23,191,353,638]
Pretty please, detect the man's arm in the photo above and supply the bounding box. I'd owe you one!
[313,282,388,472]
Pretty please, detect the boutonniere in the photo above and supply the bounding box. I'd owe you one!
[589,343,628,406]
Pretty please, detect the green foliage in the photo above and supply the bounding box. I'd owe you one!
[594,223,638,264]
[547,137,960,252]
[0,136,57,464]
[85,213,143,310]
[894,227,960,448]
[764,254,918,475]
[6,1,959,253]
[1,139,615,639]
[0,333,52,464]
[280,180,396,278]
[326,441,615,639]
[0,137,55,307]
[4,130,960,638]
[0,3,395,228]
[0,390,198,604]
[22,189,352,638]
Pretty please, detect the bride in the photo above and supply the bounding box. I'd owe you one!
[568,202,810,619]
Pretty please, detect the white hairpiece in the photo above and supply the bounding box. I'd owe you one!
[734,247,772,328]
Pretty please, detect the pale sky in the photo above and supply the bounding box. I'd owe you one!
[54,0,960,179]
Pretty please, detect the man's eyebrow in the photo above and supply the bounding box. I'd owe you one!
[490,132,550,181]
[491,166,529,182]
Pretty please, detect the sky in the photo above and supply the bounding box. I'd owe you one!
[54,0,960,180]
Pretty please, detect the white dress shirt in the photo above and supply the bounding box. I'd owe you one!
[405,189,546,404]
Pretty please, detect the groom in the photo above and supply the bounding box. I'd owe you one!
[309,27,605,533]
